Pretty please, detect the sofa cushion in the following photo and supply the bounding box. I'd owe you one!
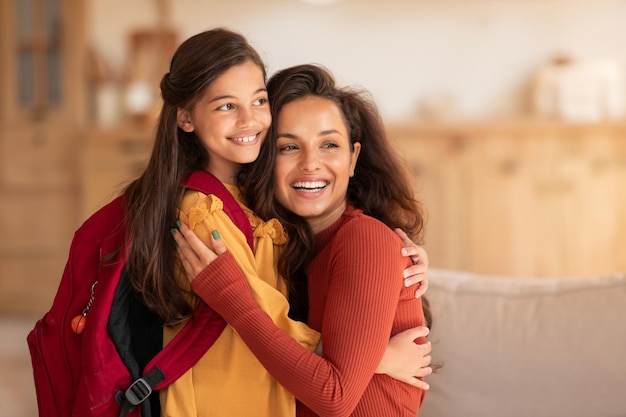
[421,270,626,417]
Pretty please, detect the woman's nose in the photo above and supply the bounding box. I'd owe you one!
[298,148,320,171]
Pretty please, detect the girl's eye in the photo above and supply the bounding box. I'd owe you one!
[217,103,235,111]
[253,97,268,106]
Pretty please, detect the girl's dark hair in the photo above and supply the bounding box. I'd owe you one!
[124,28,266,325]
[239,64,430,325]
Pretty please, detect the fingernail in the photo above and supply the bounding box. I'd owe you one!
[170,228,176,237]
[212,230,220,240]
[401,248,408,256]
[176,220,182,229]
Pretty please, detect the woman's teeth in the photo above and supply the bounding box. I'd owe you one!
[292,181,327,192]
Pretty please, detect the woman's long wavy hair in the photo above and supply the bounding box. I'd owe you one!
[239,64,429,324]
[123,28,266,325]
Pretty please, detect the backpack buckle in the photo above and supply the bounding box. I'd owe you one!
[124,377,152,406]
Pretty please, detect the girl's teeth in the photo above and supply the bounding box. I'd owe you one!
[232,135,256,143]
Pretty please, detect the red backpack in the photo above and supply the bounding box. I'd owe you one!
[27,171,254,417]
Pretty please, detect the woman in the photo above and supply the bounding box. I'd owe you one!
[173,64,431,416]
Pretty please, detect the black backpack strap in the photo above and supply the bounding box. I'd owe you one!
[117,170,253,416]
[117,367,164,416]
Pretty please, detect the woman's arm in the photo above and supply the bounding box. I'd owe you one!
[176,191,319,350]
[173,220,427,416]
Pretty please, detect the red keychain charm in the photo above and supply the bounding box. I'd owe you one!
[71,281,97,335]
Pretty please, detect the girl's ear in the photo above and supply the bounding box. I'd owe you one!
[177,108,194,132]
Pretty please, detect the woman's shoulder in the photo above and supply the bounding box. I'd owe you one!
[339,207,400,247]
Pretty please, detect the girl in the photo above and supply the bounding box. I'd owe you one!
[174,64,431,416]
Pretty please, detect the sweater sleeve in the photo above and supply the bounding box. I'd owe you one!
[191,216,421,417]
[177,190,319,351]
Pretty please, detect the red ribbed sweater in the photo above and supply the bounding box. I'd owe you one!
[192,205,426,416]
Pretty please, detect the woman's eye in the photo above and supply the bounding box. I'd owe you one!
[279,144,298,152]
[253,97,268,106]
[322,142,339,149]
[217,103,235,111]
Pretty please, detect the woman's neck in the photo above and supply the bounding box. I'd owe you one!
[306,201,347,235]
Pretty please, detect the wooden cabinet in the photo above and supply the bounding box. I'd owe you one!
[79,126,154,222]
[0,126,80,314]
[389,122,626,278]
[0,0,86,314]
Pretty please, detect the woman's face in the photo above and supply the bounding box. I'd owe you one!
[273,95,360,234]
[177,60,270,184]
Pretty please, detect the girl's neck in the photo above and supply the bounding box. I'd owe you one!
[206,163,241,185]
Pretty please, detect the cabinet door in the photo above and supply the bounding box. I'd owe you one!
[0,0,86,126]
[392,129,473,271]
[466,130,537,277]
[559,131,620,277]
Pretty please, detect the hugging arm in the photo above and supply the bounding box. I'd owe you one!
[174,221,429,415]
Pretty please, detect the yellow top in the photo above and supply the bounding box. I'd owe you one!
[160,184,320,417]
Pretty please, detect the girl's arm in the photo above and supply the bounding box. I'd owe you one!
[394,228,429,298]
[375,326,432,389]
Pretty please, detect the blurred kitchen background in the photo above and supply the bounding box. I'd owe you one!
[1,0,626,415]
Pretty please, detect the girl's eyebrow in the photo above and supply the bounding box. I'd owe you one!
[208,88,267,104]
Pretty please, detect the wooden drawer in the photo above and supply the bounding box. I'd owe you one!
[0,127,79,189]
[0,189,77,253]
[0,253,66,315]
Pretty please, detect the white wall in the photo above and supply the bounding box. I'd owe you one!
[87,0,626,122]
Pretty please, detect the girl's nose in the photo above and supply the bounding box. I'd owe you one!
[236,106,254,127]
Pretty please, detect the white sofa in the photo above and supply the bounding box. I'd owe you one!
[421,269,626,417]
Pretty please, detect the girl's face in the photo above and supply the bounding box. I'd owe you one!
[273,95,360,234]
[177,60,270,184]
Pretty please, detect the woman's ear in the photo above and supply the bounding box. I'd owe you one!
[349,142,361,177]
[177,108,194,132]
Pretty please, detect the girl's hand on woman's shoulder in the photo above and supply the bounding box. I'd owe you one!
[171,221,227,282]
[396,228,429,298]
